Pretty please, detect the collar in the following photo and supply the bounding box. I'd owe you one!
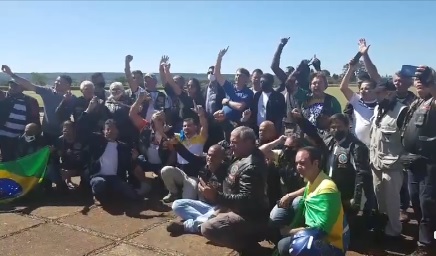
[307,171,328,190]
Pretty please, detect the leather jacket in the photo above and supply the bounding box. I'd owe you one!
[217,148,269,220]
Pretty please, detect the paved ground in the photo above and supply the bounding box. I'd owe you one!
[1,178,420,256]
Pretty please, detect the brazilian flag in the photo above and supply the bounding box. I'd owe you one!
[0,147,50,203]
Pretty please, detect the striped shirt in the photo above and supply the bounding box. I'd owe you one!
[0,98,27,137]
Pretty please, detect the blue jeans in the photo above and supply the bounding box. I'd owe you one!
[172,199,215,233]
[269,196,302,228]
[277,235,345,256]
[408,164,436,247]
[90,175,138,202]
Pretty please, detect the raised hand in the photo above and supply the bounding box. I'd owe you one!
[87,96,99,112]
[241,109,251,122]
[125,55,133,63]
[1,65,12,75]
[160,55,169,65]
[280,37,290,46]
[162,63,171,72]
[218,46,229,58]
[358,38,370,54]
[213,110,225,122]
[63,91,73,101]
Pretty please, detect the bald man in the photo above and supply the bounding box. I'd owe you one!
[258,121,278,146]
[167,143,229,236]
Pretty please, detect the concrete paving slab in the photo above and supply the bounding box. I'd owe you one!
[60,207,167,237]
[0,213,44,237]
[130,224,233,256]
[29,205,86,219]
[0,223,112,256]
[97,243,161,256]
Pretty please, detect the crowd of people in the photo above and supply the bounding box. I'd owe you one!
[0,37,435,256]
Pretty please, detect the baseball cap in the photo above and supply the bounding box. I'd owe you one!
[144,73,157,81]
[375,79,396,91]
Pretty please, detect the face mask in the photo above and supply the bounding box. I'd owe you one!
[331,130,346,141]
[24,135,35,143]
[283,147,297,158]
[208,74,216,82]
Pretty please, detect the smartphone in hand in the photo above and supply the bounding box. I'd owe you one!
[400,65,419,77]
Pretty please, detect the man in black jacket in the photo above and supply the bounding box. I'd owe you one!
[166,143,227,235]
[294,112,374,227]
[77,97,140,204]
[199,126,269,254]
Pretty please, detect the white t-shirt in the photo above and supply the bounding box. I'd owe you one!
[145,91,171,121]
[98,142,119,176]
[349,93,376,146]
[257,92,271,126]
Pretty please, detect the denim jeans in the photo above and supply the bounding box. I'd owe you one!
[408,164,436,247]
[172,199,215,233]
[90,175,138,202]
[269,196,302,228]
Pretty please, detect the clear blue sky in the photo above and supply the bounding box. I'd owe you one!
[1,1,435,76]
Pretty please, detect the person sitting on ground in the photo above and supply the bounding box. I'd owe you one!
[160,105,208,203]
[54,120,89,190]
[166,143,228,236]
[199,126,269,255]
[129,92,174,195]
[273,146,349,256]
[15,123,45,159]
[77,97,143,204]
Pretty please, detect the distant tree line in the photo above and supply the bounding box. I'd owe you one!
[0,62,393,90]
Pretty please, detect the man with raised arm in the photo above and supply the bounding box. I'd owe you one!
[213,47,254,122]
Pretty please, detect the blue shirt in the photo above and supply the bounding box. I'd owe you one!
[221,80,253,122]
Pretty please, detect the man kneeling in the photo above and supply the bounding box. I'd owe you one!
[275,146,350,256]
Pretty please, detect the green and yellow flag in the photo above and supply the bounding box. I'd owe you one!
[0,147,50,203]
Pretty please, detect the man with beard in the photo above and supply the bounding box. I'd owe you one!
[160,106,208,203]
[401,66,436,256]
[369,80,408,242]
[244,73,286,134]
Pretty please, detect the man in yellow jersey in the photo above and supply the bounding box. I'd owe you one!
[160,105,208,203]
[274,146,349,256]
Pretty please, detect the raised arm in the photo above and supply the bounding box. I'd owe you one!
[340,59,358,101]
[159,55,169,86]
[259,135,286,159]
[1,65,36,91]
[124,55,138,92]
[358,38,382,82]
[195,105,208,140]
[129,92,151,131]
[270,38,290,84]
[162,62,183,95]
[214,46,229,86]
